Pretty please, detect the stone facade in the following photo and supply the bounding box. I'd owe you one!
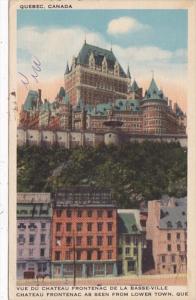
[18,43,186,139]
[17,193,52,279]
[51,187,118,278]
[146,198,187,274]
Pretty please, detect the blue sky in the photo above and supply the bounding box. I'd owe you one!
[17,9,188,110]
[17,9,187,51]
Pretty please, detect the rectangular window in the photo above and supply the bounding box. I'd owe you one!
[108,250,113,259]
[167,233,171,240]
[87,223,92,231]
[29,234,35,244]
[107,210,113,218]
[40,248,45,257]
[56,209,62,217]
[65,251,71,260]
[97,223,103,232]
[107,222,113,231]
[66,236,72,245]
[125,247,130,255]
[56,223,62,232]
[76,251,81,260]
[176,233,180,240]
[97,210,103,218]
[128,260,135,272]
[55,251,61,261]
[177,244,181,251]
[134,248,138,256]
[126,236,131,245]
[87,236,93,246]
[87,251,92,260]
[77,210,82,217]
[66,223,72,232]
[97,251,102,260]
[162,255,166,263]
[167,244,172,251]
[97,236,103,246]
[66,209,72,218]
[107,236,113,246]
[41,223,46,230]
[87,210,92,217]
[76,237,82,246]
[40,234,46,244]
[77,223,82,232]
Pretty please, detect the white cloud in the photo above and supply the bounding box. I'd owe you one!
[17,25,187,88]
[107,16,150,35]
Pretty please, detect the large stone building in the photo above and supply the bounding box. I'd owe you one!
[64,42,129,106]
[17,193,52,279]
[18,42,186,142]
[146,198,187,274]
[51,187,118,278]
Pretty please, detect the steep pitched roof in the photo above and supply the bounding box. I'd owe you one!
[76,42,126,77]
[144,78,165,101]
[118,209,142,234]
[17,203,52,218]
[159,206,187,229]
[23,90,39,111]
[130,80,139,92]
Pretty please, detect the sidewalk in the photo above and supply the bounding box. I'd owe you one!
[17,273,187,286]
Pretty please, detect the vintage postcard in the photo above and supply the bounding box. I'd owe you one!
[9,0,196,299]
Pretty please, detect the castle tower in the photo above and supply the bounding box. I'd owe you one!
[64,42,129,106]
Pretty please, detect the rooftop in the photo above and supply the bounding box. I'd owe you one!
[52,186,116,207]
[76,42,127,78]
[159,206,187,229]
[118,209,142,234]
[17,203,52,218]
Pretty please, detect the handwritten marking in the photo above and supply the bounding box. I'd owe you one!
[18,56,42,89]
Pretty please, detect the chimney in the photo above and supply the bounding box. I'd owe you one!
[38,89,42,104]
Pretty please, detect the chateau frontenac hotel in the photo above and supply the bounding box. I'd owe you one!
[18,42,187,148]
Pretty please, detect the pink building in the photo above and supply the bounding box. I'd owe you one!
[146,198,187,274]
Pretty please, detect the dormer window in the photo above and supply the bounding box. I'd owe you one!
[89,52,95,69]
[132,225,137,231]
[102,56,108,73]
[114,61,120,76]
[167,221,172,228]
[177,221,182,228]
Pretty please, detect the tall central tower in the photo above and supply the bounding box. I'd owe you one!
[64,42,130,106]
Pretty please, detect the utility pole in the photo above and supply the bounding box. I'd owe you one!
[73,230,76,286]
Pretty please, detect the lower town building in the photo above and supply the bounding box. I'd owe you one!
[17,193,52,279]
[51,187,118,278]
[117,209,144,275]
[146,198,187,274]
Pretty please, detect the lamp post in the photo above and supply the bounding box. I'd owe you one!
[73,230,76,286]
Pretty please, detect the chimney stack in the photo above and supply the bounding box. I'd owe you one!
[38,89,42,104]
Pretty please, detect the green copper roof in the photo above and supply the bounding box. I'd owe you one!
[118,212,141,234]
[130,80,139,92]
[76,42,127,78]
[17,203,52,218]
[23,90,39,111]
[144,78,165,101]
[59,87,66,98]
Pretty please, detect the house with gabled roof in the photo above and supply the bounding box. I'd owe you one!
[146,199,187,274]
